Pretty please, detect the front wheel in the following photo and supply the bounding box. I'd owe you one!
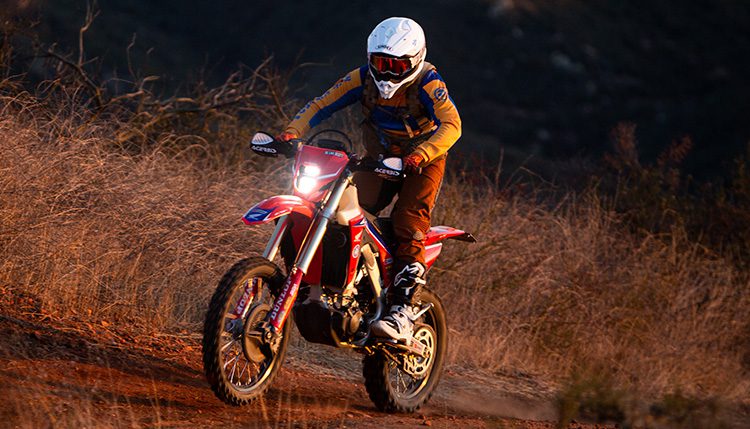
[202,256,291,406]
[362,288,448,413]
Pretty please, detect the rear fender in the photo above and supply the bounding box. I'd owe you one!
[242,195,314,225]
[424,243,443,269]
[424,225,477,246]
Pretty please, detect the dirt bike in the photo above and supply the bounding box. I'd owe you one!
[201,129,475,413]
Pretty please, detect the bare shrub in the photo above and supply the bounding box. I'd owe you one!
[1,2,295,167]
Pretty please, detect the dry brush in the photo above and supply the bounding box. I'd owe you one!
[0,80,748,426]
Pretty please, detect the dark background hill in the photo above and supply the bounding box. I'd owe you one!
[9,0,750,179]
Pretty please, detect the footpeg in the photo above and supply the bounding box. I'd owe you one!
[410,303,433,321]
[374,333,428,357]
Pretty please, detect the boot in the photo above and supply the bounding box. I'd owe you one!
[371,262,426,342]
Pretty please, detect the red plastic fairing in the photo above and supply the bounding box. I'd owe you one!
[424,243,443,269]
[242,195,314,225]
[424,225,469,246]
[346,215,366,285]
[365,220,394,289]
[292,145,349,202]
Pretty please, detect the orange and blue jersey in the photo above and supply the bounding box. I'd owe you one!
[285,66,461,164]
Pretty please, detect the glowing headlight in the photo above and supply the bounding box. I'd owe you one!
[296,176,318,194]
[296,164,321,194]
[301,165,321,177]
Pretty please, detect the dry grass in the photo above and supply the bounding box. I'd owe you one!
[1,79,748,426]
[430,171,750,421]
[0,89,289,331]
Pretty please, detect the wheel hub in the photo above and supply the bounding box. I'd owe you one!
[242,303,271,363]
[402,325,436,378]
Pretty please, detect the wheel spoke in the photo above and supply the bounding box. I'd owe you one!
[238,361,249,383]
[229,354,240,383]
[397,366,409,393]
[223,348,239,370]
[220,338,236,352]
[402,371,412,392]
[223,354,238,371]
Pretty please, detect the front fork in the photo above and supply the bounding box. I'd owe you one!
[264,174,352,334]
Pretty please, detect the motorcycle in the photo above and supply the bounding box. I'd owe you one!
[202,130,475,413]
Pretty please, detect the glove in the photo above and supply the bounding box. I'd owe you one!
[276,131,299,158]
[276,131,298,142]
[403,153,424,175]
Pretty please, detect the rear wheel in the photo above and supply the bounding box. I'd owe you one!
[202,256,291,406]
[362,288,447,413]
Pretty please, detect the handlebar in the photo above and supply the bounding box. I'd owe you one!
[250,131,420,179]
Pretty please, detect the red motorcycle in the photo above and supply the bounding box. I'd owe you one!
[202,130,475,412]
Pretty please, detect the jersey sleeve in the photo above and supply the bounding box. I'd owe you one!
[285,67,366,137]
[414,70,462,164]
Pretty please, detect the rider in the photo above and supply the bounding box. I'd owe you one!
[278,17,461,342]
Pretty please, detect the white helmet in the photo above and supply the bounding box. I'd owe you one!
[367,17,427,99]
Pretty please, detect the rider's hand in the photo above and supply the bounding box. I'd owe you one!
[276,131,299,158]
[276,131,298,142]
[403,153,424,175]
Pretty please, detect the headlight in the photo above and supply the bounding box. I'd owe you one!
[296,176,318,194]
[296,164,321,194]
[301,165,321,177]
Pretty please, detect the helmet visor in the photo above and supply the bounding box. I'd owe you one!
[369,54,415,79]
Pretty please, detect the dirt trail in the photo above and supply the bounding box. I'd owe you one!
[0,308,611,428]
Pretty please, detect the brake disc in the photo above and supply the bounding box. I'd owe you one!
[242,303,271,364]
[402,324,436,378]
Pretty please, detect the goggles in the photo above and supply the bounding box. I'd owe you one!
[369,54,416,78]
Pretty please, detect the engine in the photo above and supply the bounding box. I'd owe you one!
[292,236,382,347]
[292,278,370,347]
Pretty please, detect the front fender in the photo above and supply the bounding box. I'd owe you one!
[242,195,314,225]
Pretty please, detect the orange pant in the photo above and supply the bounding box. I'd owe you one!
[353,157,445,265]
